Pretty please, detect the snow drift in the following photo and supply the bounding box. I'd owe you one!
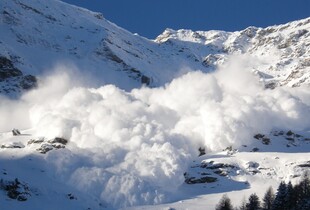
[0,56,310,208]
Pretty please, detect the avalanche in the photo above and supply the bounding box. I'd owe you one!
[1,56,309,208]
[0,0,310,209]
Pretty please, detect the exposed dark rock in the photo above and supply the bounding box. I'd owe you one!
[2,10,19,25]
[246,161,260,175]
[298,164,310,168]
[36,144,53,154]
[200,161,236,170]
[12,128,21,136]
[52,143,65,149]
[262,137,271,145]
[206,163,235,170]
[202,54,221,68]
[141,75,151,85]
[27,138,44,145]
[223,146,238,155]
[0,57,22,81]
[286,130,294,136]
[105,50,124,64]
[0,56,37,94]
[214,170,228,176]
[48,137,68,145]
[67,193,77,200]
[254,134,264,139]
[241,26,257,38]
[0,178,30,201]
[200,172,212,176]
[251,147,259,152]
[206,163,226,169]
[18,2,57,22]
[185,176,217,184]
[298,161,310,168]
[198,147,206,156]
[20,75,37,90]
[94,13,104,20]
[1,142,25,149]
[246,161,259,168]
[265,82,277,89]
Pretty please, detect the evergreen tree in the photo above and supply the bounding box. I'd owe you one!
[216,194,234,210]
[246,193,260,210]
[285,181,295,210]
[296,172,310,210]
[262,186,275,210]
[239,197,247,210]
[272,181,287,210]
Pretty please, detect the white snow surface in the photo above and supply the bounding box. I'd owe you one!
[0,0,310,209]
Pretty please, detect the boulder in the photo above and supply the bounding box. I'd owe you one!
[48,137,68,145]
[185,176,217,184]
[12,129,21,136]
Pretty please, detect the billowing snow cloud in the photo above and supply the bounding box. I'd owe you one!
[0,56,309,208]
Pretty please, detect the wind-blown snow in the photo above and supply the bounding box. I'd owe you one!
[0,56,309,208]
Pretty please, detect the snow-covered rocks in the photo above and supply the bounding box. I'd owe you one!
[1,141,25,149]
[32,137,68,154]
[184,174,218,184]
[1,135,67,154]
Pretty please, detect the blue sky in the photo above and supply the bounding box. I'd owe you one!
[62,0,310,39]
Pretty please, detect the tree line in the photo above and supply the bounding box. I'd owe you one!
[215,172,310,210]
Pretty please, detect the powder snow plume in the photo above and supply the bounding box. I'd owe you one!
[0,56,310,208]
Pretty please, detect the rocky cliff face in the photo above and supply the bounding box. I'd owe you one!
[0,56,37,97]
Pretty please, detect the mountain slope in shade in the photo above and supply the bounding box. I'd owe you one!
[0,0,310,97]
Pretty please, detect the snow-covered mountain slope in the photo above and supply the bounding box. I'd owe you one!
[155,17,310,89]
[0,0,310,209]
[0,0,310,97]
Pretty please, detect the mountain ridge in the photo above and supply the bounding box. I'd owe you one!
[0,0,309,97]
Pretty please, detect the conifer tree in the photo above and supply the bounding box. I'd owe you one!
[262,186,275,210]
[285,181,295,210]
[239,197,247,210]
[216,194,234,210]
[296,172,310,210]
[272,181,287,210]
[246,193,260,210]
